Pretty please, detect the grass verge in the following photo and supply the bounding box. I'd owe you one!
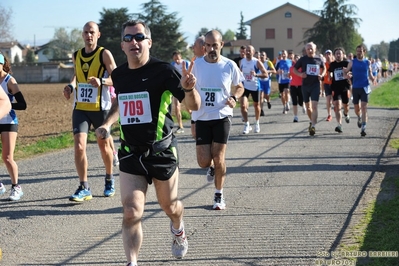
[336,73,399,265]
[6,125,119,161]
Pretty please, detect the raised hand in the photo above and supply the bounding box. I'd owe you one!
[180,60,196,90]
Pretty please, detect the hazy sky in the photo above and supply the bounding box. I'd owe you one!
[3,0,397,49]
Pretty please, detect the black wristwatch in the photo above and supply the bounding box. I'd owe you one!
[230,95,237,102]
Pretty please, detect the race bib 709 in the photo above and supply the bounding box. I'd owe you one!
[118,92,152,125]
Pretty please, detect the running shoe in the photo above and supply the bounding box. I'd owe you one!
[254,123,260,133]
[0,183,5,196]
[9,185,23,201]
[293,116,298,123]
[357,117,362,128]
[213,193,226,210]
[326,115,332,122]
[260,109,265,117]
[309,126,316,136]
[335,125,343,133]
[175,127,184,134]
[69,186,92,202]
[206,166,215,183]
[171,222,188,259]
[361,125,367,137]
[344,114,350,123]
[104,179,115,197]
[283,107,287,114]
[267,102,272,109]
[243,124,252,134]
[113,152,119,166]
[286,102,290,111]
[308,122,312,132]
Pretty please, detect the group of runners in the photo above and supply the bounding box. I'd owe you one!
[0,17,395,266]
[233,42,388,137]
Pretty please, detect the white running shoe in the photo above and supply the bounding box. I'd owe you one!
[9,185,23,201]
[206,166,215,183]
[0,183,6,196]
[283,107,287,114]
[175,127,184,134]
[171,222,188,259]
[213,193,226,210]
[243,124,252,134]
[254,123,260,133]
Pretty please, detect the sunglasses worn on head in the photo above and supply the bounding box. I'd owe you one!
[123,33,148,42]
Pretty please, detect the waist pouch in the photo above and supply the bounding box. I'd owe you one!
[121,132,173,157]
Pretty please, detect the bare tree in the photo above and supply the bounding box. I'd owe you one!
[0,5,14,41]
[46,27,84,60]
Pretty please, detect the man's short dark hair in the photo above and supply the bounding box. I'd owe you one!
[121,20,151,40]
[172,51,181,57]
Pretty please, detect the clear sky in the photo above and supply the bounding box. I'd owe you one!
[2,0,397,49]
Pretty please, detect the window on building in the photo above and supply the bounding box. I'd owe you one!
[266,29,275,39]
[285,12,292,18]
[287,28,292,39]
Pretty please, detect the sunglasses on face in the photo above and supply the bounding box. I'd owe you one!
[123,33,148,42]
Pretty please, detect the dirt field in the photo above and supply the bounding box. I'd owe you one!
[16,83,73,146]
[15,82,279,146]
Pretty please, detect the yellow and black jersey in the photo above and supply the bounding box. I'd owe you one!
[73,46,111,111]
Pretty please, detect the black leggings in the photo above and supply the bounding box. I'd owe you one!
[290,85,303,106]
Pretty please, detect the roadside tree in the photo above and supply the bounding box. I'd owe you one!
[0,4,14,42]
[236,11,248,40]
[98,7,131,65]
[303,0,361,53]
[134,0,188,62]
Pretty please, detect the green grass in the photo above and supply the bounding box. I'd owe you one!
[14,132,74,158]
[355,177,399,266]
[1,125,119,161]
[390,139,399,150]
[369,74,399,108]
[336,73,399,265]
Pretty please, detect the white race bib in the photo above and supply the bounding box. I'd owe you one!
[364,85,371,94]
[281,71,290,80]
[306,64,320,76]
[77,83,98,103]
[118,92,152,125]
[334,69,345,81]
[244,72,254,82]
[200,87,223,108]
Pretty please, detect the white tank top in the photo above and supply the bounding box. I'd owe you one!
[240,58,259,91]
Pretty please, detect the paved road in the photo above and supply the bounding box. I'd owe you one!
[0,95,398,266]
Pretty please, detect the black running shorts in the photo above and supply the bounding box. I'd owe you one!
[118,138,179,184]
[195,116,231,145]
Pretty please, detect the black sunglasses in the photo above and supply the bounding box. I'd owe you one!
[123,33,148,42]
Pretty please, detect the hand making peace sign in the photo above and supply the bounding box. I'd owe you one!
[180,60,196,90]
